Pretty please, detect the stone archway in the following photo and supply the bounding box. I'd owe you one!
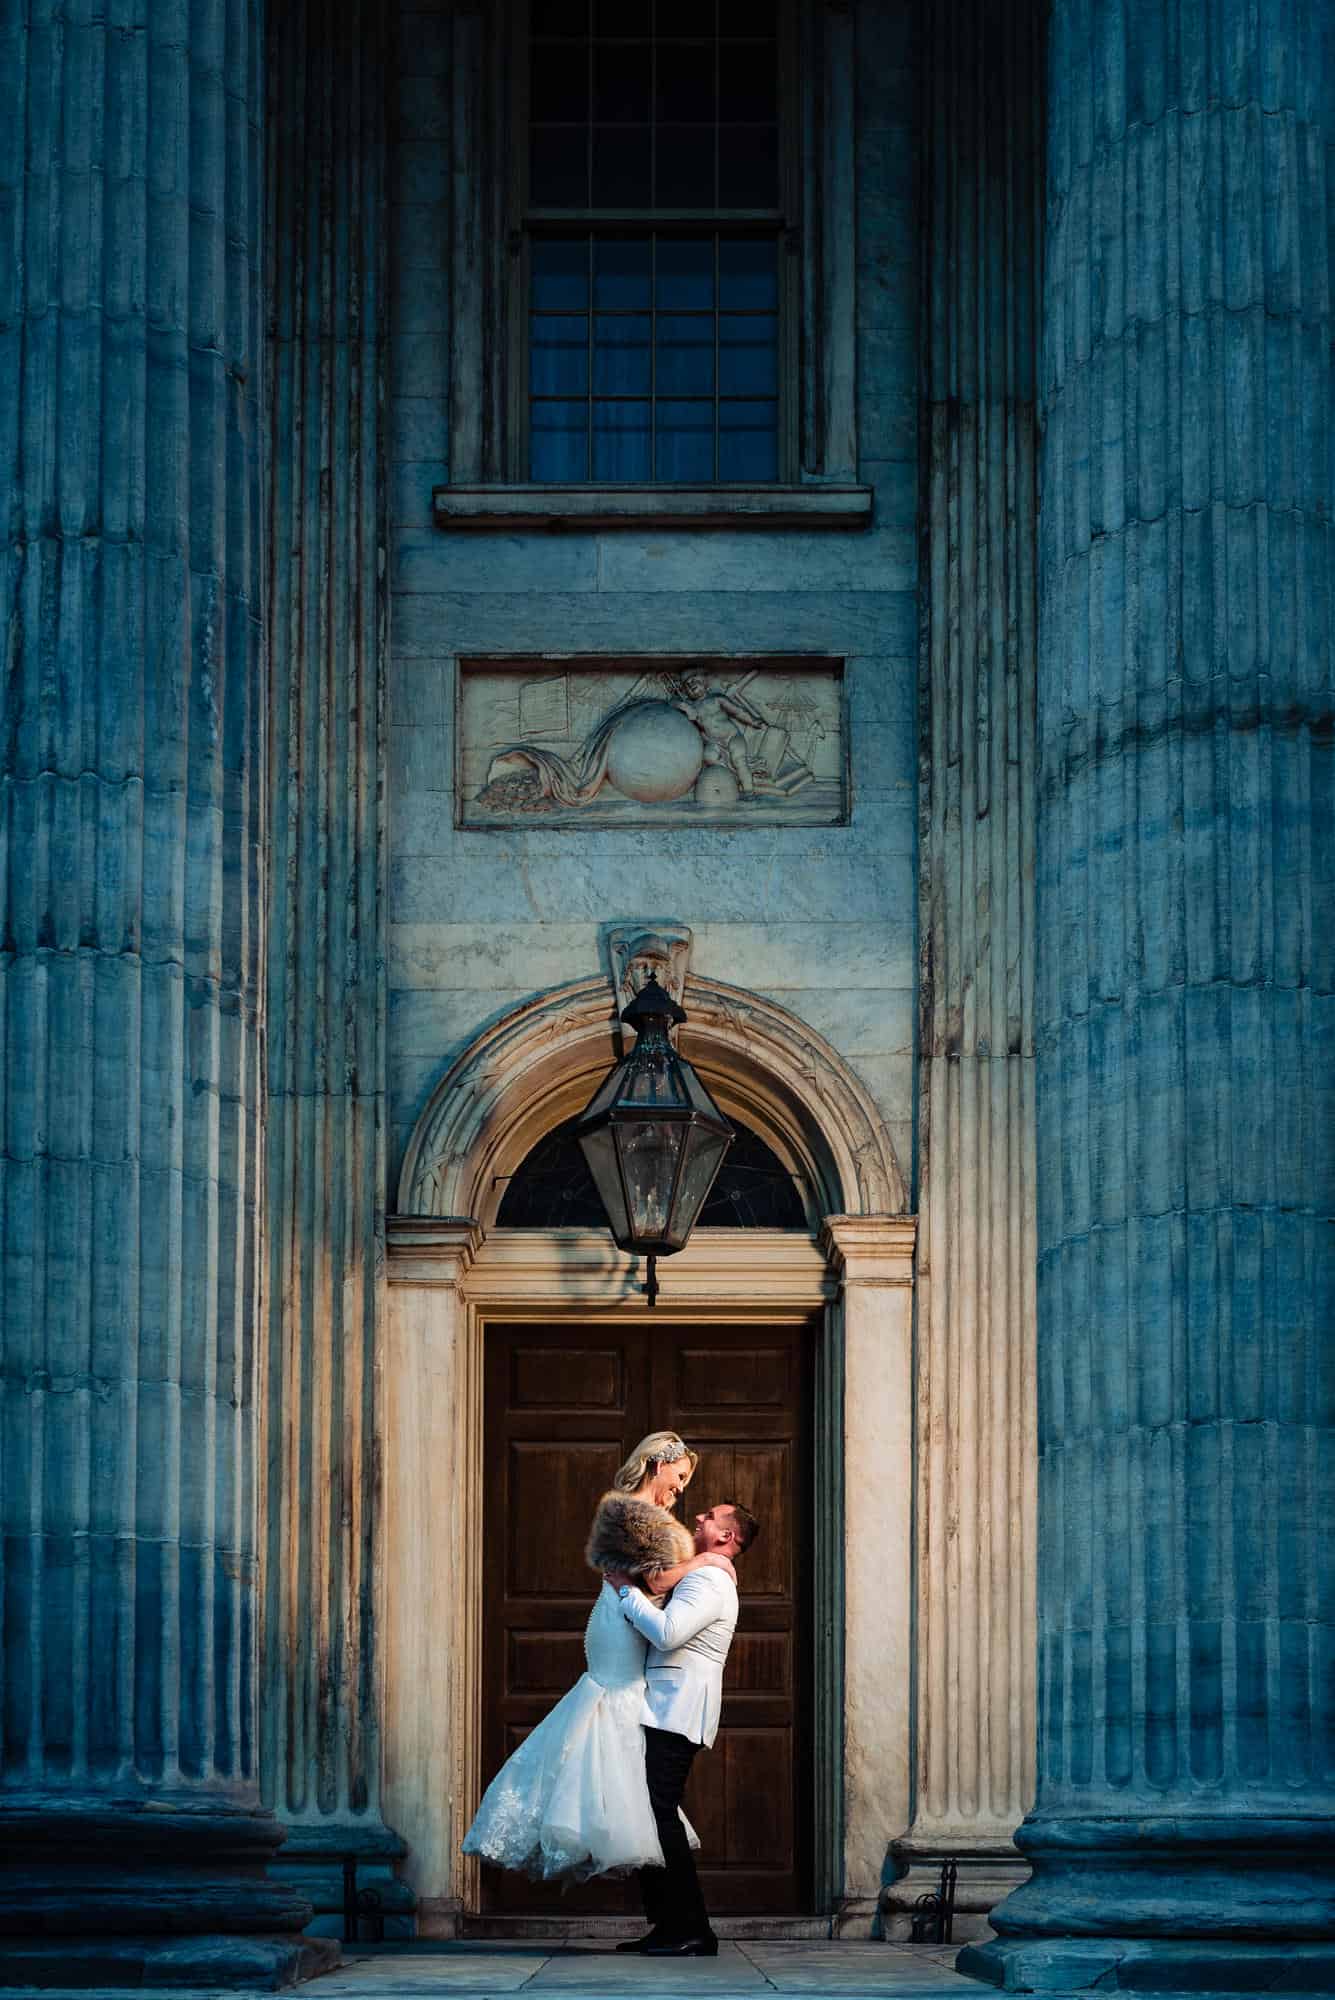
[382,978,915,1935]
[397,972,908,1228]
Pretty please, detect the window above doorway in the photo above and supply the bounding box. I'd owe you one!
[527,232,784,485]
[437,0,870,531]
[523,0,789,485]
[497,1115,810,1229]
[528,1,782,212]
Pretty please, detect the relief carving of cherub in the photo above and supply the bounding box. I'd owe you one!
[668,670,774,797]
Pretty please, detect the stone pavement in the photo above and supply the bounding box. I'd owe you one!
[296,1942,1335,1999]
[303,1942,977,1999]
[0,1941,972,2000]
[4,1938,1323,1999]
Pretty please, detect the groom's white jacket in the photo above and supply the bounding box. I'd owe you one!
[618,1568,739,1748]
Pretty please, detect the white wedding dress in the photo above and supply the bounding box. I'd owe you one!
[462,1581,698,1882]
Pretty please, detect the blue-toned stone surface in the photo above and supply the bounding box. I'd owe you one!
[386,0,920,1198]
[0,0,334,1982]
[3,0,1329,1975]
[260,0,400,1933]
[969,0,1335,1986]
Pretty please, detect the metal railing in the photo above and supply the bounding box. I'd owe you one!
[908,1857,958,1944]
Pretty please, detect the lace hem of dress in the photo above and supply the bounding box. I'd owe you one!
[462,1807,654,1884]
[461,1776,663,1880]
[466,1843,642,1885]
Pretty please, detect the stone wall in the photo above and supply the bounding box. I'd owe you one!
[386,0,920,1195]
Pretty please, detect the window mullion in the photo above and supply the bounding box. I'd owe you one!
[586,232,594,480]
[584,0,594,210]
[713,14,720,482]
[712,8,720,211]
[649,0,658,211]
[713,234,721,484]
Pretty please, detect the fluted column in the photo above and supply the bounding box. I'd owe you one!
[967,0,1335,1988]
[260,0,399,1931]
[0,2,330,1984]
[890,0,1042,1941]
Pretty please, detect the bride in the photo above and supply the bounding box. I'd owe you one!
[461,1430,735,1883]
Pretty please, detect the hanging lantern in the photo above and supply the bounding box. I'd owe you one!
[575,973,734,1306]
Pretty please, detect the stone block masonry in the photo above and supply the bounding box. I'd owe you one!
[386,0,922,1209]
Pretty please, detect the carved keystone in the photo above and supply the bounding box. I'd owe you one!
[605,923,694,1023]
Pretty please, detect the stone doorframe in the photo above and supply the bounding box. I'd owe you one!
[381,975,915,1933]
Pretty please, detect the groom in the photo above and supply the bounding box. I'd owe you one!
[606,1500,761,1957]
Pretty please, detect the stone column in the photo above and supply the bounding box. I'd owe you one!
[260,0,401,1933]
[967,0,1335,1989]
[820,1217,917,1931]
[0,2,330,1984]
[890,0,1043,1940]
[382,1221,485,1936]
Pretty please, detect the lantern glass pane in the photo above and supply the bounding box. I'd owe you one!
[679,1061,732,1125]
[670,1130,731,1239]
[623,1054,692,1109]
[580,1062,629,1123]
[577,1124,630,1241]
[615,1120,685,1243]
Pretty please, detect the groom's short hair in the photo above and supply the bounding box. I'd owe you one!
[723,1501,760,1555]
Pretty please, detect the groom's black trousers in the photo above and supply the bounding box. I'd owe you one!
[640,1726,711,1940]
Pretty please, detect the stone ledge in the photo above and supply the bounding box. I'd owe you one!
[275,1821,408,1859]
[0,1934,339,1992]
[432,483,875,531]
[959,1936,1335,1993]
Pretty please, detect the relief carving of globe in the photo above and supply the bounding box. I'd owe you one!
[603,702,704,803]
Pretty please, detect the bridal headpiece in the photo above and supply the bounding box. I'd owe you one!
[611,1429,699,1495]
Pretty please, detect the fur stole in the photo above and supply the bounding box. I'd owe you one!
[585,1491,694,1577]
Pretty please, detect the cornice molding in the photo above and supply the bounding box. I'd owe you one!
[821,1213,918,1285]
[384,1216,485,1286]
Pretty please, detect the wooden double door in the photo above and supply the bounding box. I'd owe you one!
[480,1321,810,1914]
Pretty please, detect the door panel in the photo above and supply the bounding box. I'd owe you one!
[510,1342,625,1408]
[675,1344,792,1407]
[506,1440,623,1595]
[727,1727,796,1863]
[654,1341,807,1914]
[482,1326,649,1916]
[480,1321,809,1914]
[508,1630,586,1693]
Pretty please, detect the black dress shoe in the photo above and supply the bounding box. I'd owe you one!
[615,1933,662,1953]
[644,1933,719,1956]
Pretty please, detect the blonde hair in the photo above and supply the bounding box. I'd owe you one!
[612,1430,698,1495]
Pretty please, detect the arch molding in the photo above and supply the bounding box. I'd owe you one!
[397,975,907,1227]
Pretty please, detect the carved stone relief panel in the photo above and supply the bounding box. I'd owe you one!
[457,656,847,829]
